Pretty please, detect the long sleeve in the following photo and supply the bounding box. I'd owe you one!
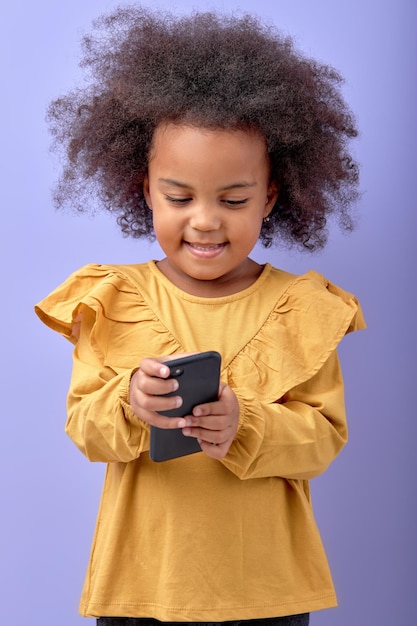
[34,263,180,463]
[221,350,347,480]
[65,305,150,462]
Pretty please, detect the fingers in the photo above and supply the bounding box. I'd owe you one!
[198,439,231,459]
[181,383,240,458]
[182,422,233,446]
[134,368,178,398]
[138,357,172,379]
[129,362,239,452]
[129,358,185,429]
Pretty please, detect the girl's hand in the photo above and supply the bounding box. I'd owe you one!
[181,382,239,459]
[129,357,187,430]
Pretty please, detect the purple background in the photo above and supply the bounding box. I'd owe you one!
[2,0,415,624]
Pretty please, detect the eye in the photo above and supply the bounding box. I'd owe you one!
[222,199,249,207]
[165,195,191,204]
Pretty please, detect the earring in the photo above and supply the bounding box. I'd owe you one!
[263,215,270,223]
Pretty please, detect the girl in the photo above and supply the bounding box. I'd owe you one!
[35,6,365,626]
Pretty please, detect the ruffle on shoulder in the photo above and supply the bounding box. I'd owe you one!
[226,270,366,401]
[35,264,365,395]
[34,264,181,359]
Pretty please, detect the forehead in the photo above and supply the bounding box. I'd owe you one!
[149,123,269,175]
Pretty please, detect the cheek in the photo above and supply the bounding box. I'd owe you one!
[248,210,267,240]
[151,212,164,236]
[228,215,263,252]
[152,209,179,239]
[236,207,265,232]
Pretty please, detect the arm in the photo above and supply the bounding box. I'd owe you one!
[65,306,149,462]
[66,307,192,462]
[219,350,348,480]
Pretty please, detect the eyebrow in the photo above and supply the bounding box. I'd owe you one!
[158,178,257,191]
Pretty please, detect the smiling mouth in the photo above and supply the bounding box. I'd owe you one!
[184,241,227,257]
[186,242,225,250]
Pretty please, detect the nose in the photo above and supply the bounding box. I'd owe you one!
[189,204,221,231]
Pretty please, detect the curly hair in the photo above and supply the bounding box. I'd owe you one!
[47,5,359,250]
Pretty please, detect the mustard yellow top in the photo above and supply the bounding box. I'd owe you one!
[35,261,365,621]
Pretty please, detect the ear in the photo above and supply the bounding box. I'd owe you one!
[264,181,279,218]
[143,175,152,210]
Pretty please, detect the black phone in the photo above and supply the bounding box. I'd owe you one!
[149,351,221,462]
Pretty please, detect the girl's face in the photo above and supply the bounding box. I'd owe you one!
[144,123,278,297]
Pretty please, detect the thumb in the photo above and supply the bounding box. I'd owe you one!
[218,381,228,397]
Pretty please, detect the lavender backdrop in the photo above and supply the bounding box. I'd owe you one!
[1,1,415,624]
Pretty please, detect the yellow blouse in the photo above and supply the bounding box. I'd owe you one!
[35,261,365,621]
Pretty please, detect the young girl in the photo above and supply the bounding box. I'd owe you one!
[35,6,365,626]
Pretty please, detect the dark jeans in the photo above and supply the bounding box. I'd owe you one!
[97,615,309,626]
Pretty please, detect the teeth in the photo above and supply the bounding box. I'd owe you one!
[191,243,221,250]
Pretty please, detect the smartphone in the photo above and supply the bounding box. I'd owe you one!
[149,351,221,462]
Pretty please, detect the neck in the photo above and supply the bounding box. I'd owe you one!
[156,258,264,297]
